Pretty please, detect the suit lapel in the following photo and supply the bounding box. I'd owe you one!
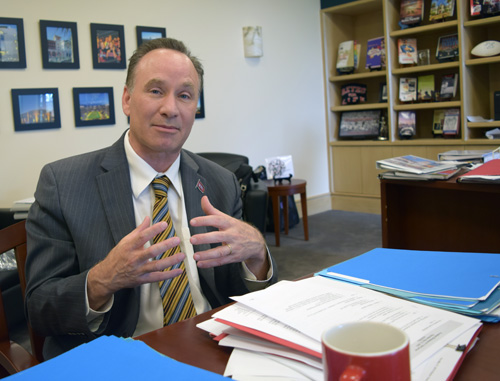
[97,133,136,245]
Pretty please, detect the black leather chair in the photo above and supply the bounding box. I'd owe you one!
[197,153,268,234]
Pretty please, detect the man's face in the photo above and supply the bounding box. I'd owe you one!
[122,48,200,171]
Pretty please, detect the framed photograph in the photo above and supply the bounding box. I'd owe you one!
[72,87,115,127]
[39,20,79,69]
[136,26,166,47]
[90,23,126,69]
[196,90,205,119]
[436,33,459,62]
[0,17,27,69]
[341,83,367,105]
[380,83,388,102]
[339,110,381,140]
[11,88,61,132]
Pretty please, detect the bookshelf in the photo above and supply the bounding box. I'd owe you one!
[321,0,500,213]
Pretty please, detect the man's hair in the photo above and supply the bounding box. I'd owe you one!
[125,37,204,94]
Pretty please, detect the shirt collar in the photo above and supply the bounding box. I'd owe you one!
[124,130,181,198]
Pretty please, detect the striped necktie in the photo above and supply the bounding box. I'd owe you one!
[152,176,196,325]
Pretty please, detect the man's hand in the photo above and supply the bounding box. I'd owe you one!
[87,217,185,310]
[190,196,269,279]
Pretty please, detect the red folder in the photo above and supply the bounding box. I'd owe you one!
[457,159,500,183]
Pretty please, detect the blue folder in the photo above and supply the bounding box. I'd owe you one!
[316,248,500,301]
[8,335,227,380]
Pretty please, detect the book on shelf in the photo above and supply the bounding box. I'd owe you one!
[341,83,367,105]
[470,0,482,15]
[429,0,456,21]
[376,155,458,174]
[398,38,417,65]
[436,33,459,62]
[379,167,461,180]
[417,74,435,101]
[397,111,416,138]
[440,73,458,100]
[442,108,460,136]
[365,36,385,70]
[481,0,500,16]
[399,77,417,102]
[432,109,445,136]
[336,40,360,74]
[400,0,424,26]
[438,147,500,162]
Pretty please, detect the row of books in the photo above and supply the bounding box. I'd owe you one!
[336,37,385,74]
[398,34,458,65]
[400,0,456,26]
[400,73,458,102]
[397,108,460,139]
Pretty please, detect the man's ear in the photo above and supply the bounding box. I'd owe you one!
[122,86,131,116]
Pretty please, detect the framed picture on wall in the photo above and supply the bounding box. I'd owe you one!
[196,90,205,119]
[39,20,79,69]
[0,17,27,69]
[90,23,126,69]
[72,87,115,127]
[136,26,166,47]
[11,88,61,131]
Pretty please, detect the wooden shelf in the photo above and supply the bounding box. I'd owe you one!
[389,20,458,38]
[330,70,387,82]
[331,103,388,112]
[467,121,500,128]
[465,56,500,66]
[392,61,459,75]
[464,15,500,28]
[394,101,461,111]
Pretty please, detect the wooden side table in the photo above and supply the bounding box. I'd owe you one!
[265,179,309,247]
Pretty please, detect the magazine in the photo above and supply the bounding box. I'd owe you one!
[417,74,435,101]
[376,155,458,174]
[398,111,416,138]
[399,77,417,102]
[365,37,385,69]
[398,38,417,65]
[440,73,458,99]
[429,0,456,21]
[400,0,424,25]
[436,34,459,61]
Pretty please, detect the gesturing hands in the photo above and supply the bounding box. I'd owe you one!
[190,196,269,280]
[87,217,185,310]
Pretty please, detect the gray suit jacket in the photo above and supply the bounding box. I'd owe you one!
[25,132,277,359]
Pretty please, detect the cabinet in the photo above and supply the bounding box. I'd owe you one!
[321,0,500,214]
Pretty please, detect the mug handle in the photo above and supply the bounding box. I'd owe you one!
[340,365,365,381]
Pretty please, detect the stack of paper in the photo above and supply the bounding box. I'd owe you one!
[198,276,482,381]
[376,155,461,181]
[437,148,500,163]
[9,335,226,380]
[457,159,500,183]
[316,248,500,322]
[10,197,34,220]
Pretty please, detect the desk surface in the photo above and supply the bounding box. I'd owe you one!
[138,305,500,380]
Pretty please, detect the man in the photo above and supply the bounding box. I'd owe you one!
[25,38,277,359]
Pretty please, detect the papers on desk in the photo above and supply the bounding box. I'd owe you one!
[8,335,226,380]
[197,276,482,381]
[316,248,500,322]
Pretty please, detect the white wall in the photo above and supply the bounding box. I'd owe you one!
[0,0,329,209]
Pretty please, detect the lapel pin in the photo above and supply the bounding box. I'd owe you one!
[196,179,205,193]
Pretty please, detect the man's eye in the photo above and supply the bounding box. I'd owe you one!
[179,94,191,100]
[150,89,162,95]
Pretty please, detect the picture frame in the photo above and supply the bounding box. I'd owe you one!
[11,88,61,131]
[0,17,27,69]
[195,90,205,119]
[339,110,381,140]
[136,26,166,47]
[72,87,115,127]
[39,20,79,69]
[90,23,126,69]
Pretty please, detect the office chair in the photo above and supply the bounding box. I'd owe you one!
[0,220,44,375]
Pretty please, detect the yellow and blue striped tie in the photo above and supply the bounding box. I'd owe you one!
[152,176,196,325]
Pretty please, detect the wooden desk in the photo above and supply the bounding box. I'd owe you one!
[137,306,500,380]
[265,179,309,247]
[380,177,500,253]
